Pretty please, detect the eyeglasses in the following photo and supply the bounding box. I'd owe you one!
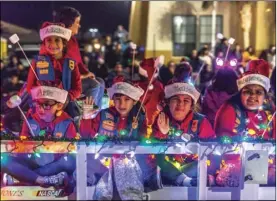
[241,89,265,96]
[33,101,57,110]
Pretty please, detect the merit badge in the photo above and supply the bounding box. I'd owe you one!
[36,61,49,68]
[69,60,75,70]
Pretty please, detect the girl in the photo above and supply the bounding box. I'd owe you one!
[152,63,215,186]
[80,76,146,139]
[215,59,276,140]
[26,21,81,102]
[80,76,149,200]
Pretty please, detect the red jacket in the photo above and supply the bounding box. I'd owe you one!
[67,36,90,75]
[215,103,276,140]
[137,79,165,125]
[20,111,77,139]
[26,47,82,100]
[80,107,147,138]
[152,111,216,139]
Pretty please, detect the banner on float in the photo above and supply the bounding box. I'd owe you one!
[1,186,68,200]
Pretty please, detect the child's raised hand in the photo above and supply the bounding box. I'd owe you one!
[157,112,170,135]
[83,96,98,119]
[84,96,94,106]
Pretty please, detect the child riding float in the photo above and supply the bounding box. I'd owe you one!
[3,21,82,132]
[215,59,276,141]
[152,62,216,186]
[2,85,77,195]
[80,76,165,200]
[26,21,81,102]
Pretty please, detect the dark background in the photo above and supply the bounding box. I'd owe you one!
[1,1,131,34]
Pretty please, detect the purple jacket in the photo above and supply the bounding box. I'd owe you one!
[202,88,233,127]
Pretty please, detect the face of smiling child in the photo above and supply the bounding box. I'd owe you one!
[240,84,266,110]
[44,36,64,58]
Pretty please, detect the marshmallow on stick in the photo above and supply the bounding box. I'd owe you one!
[9,34,40,80]
[7,95,35,137]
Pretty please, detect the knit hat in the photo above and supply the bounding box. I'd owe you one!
[40,22,72,41]
[237,59,271,92]
[107,76,144,101]
[165,63,200,103]
[31,86,68,104]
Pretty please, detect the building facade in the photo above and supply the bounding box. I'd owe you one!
[129,1,276,62]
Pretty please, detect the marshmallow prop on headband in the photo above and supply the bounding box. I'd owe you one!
[107,82,144,101]
[165,83,200,104]
[40,24,72,41]
[31,86,68,104]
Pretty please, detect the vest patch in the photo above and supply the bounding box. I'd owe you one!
[39,69,49,74]
[30,124,38,130]
[105,113,114,120]
[54,132,63,138]
[102,120,115,131]
[69,60,75,70]
[36,61,49,68]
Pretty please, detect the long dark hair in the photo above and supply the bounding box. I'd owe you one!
[54,7,81,28]
[210,67,238,95]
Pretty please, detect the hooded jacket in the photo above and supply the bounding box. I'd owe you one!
[202,88,233,126]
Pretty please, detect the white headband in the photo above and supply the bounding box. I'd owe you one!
[40,25,72,41]
[31,86,68,104]
[165,82,200,103]
[237,74,270,92]
[107,82,144,101]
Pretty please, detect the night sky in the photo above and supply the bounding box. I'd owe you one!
[1,1,131,35]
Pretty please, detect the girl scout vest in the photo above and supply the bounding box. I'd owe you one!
[168,113,204,140]
[34,55,75,91]
[28,117,72,139]
[98,108,144,139]
[231,101,274,139]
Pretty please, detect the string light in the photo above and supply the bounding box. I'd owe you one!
[119,129,128,136]
[175,143,182,148]
[174,130,182,137]
[216,58,224,66]
[220,136,233,144]
[94,152,100,159]
[129,151,135,158]
[229,59,237,67]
